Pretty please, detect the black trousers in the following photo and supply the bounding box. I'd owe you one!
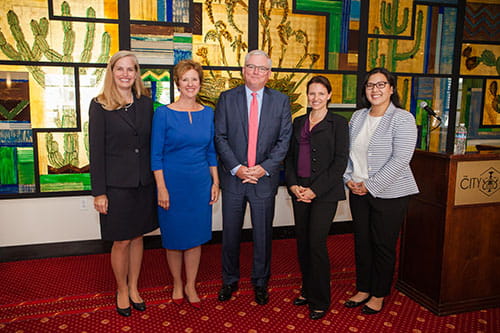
[221,185,276,288]
[349,192,410,297]
[292,183,338,311]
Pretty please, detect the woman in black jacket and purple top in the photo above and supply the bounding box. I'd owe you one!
[285,75,349,320]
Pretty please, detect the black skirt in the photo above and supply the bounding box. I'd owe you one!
[99,183,158,241]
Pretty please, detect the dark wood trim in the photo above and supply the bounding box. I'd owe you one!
[396,279,500,316]
[356,0,370,108]
[445,0,466,153]
[118,0,131,50]
[248,0,259,50]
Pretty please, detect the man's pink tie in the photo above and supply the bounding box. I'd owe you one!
[247,92,258,167]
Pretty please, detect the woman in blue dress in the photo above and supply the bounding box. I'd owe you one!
[151,60,219,308]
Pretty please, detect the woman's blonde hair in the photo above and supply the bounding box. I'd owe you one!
[96,50,149,110]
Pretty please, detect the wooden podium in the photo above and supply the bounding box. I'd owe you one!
[396,150,500,315]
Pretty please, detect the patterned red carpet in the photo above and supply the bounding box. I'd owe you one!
[0,234,497,332]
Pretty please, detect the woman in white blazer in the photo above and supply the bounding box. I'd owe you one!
[343,68,419,314]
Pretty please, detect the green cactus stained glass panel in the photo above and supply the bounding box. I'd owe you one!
[51,0,119,20]
[0,2,115,64]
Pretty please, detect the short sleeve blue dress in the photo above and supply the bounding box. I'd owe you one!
[151,105,217,250]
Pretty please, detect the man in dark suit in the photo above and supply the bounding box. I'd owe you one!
[214,49,292,305]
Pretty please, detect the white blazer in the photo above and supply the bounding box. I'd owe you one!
[344,103,419,198]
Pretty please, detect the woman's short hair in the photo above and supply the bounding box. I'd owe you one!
[360,67,402,109]
[173,59,204,86]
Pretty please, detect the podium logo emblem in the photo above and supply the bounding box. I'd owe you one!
[479,167,499,197]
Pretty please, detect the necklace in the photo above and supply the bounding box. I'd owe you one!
[124,101,133,112]
[309,110,327,125]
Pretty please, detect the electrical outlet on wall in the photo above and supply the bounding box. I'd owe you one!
[80,198,89,210]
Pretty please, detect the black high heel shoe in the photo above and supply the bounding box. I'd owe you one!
[344,296,370,308]
[361,302,383,315]
[309,309,326,320]
[116,293,131,317]
[129,297,146,311]
[293,296,308,306]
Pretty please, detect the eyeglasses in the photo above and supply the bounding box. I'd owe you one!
[365,81,389,90]
[245,64,270,73]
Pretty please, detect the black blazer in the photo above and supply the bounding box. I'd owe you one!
[89,95,154,196]
[285,111,349,202]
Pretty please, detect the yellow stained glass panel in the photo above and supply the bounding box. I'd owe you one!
[483,79,500,126]
[51,0,118,19]
[194,1,249,67]
[367,5,428,73]
[461,44,500,76]
[368,0,414,37]
[0,2,118,63]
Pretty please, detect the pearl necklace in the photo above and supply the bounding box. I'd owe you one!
[124,101,133,112]
[309,110,327,125]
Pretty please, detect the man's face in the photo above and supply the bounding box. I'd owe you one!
[242,54,271,91]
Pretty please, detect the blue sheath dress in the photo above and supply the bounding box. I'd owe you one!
[151,105,217,250]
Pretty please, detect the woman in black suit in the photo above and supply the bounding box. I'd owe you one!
[89,50,157,317]
[285,75,349,320]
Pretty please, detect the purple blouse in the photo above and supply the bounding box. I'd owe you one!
[297,117,314,178]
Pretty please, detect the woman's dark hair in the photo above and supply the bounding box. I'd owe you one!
[360,67,403,109]
[306,75,332,103]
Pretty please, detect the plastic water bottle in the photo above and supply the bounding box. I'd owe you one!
[454,123,467,155]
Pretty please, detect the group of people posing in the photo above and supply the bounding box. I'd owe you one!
[88,49,419,320]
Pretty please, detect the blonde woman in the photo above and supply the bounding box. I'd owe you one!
[89,50,157,317]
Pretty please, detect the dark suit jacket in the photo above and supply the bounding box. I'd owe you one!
[89,95,154,196]
[285,111,349,202]
[214,85,292,198]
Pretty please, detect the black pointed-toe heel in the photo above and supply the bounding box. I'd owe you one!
[344,296,370,308]
[309,309,326,320]
[361,304,382,315]
[129,297,146,311]
[116,293,131,317]
[293,297,308,306]
[116,305,132,317]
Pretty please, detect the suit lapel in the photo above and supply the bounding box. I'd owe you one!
[368,103,395,147]
[116,98,138,132]
[133,97,143,132]
[237,86,249,141]
[351,109,368,144]
[311,112,333,134]
[257,87,271,141]
[293,114,308,141]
